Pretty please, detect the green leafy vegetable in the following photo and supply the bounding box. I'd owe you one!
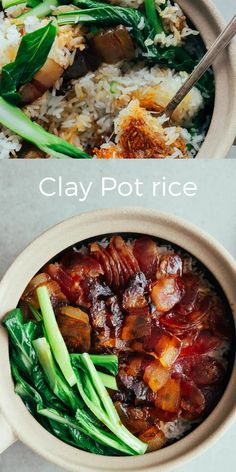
[36,286,77,387]
[12,362,44,411]
[18,0,59,21]
[2,0,25,8]
[71,353,118,375]
[0,97,91,159]
[27,0,42,7]
[3,304,147,455]
[74,353,147,455]
[24,320,42,341]
[33,337,81,410]
[0,23,57,104]
[39,407,127,455]
[98,372,118,391]
[144,0,164,35]
[3,309,37,372]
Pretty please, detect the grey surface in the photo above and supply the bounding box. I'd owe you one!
[207,0,236,159]
[1,159,236,472]
[214,0,235,21]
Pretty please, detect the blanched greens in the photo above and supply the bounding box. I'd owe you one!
[0,0,214,157]
[36,286,77,387]
[60,0,214,87]
[0,19,91,158]
[144,0,164,35]
[71,353,118,376]
[18,0,59,21]
[0,23,57,105]
[2,288,147,456]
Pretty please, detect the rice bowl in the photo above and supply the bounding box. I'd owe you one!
[1,209,236,472]
[4,232,233,456]
[0,0,218,159]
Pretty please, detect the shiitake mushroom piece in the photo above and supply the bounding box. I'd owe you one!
[90,25,135,64]
[64,46,102,81]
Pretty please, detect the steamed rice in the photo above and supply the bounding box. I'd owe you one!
[24,63,204,158]
[0,0,211,159]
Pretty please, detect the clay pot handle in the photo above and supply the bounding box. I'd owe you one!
[0,413,16,454]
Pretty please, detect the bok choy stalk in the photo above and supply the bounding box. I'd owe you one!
[71,353,118,376]
[17,0,59,22]
[144,0,164,35]
[12,362,44,411]
[48,413,115,455]
[33,337,81,410]
[38,408,129,455]
[7,313,65,411]
[0,97,91,159]
[36,286,77,386]
[73,353,147,455]
[98,372,118,391]
[3,309,38,373]
[3,306,147,455]
[1,0,25,8]
[11,331,121,454]
[32,340,133,454]
[71,354,118,389]
[11,362,52,431]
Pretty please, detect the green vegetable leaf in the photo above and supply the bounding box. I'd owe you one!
[39,407,123,455]
[33,337,81,410]
[26,303,43,322]
[71,353,119,376]
[32,364,66,411]
[74,354,147,455]
[61,1,196,72]
[59,3,149,50]
[12,362,44,411]
[0,23,57,105]
[24,320,43,341]
[3,309,38,372]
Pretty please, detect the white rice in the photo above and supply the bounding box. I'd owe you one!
[161,418,195,440]
[0,128,22,159]
[22,62,203,158]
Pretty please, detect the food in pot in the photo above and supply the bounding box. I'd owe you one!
[0,0,214,159]
[3,234,233,455]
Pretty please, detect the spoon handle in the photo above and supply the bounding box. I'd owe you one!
[164,14,236,118]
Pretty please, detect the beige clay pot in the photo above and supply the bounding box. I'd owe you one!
[178,0,236,158]
[0,208,236,471]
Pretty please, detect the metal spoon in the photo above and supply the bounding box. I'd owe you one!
[154,14,236,120]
